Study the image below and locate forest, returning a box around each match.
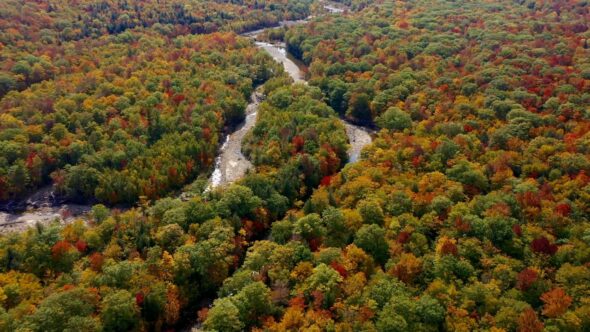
[1,0,590,331]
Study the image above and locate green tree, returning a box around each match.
[376,107,412,131]
[218,269,256,297]
[7,161,29,195]
[216,185,263,219]
[204,297,244,332]
[0,74,16,96]
[354,224,389,265]
[221,96,247,127]
[321,207,350,247]
[376,311,408,332]
[64,165,100,201]
[326,79,348,114]
[100,290,140,332]
[28,288,98,332]
[141,282,167,323]
[185,199,216,225]
[300,263,343,307]
[271,219,293,244]
[358,199,384,225]
[364,272,409,309]
[416,295,445,326]
[293,213,326,242]
[346,92,372,123]
[155,224,186,252]
[232,281,275,327]
[446,160,489,192]
[90,204,110,224]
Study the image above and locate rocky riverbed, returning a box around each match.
[344,122,373,162]
[0,186,91,234]
[208,91,263,189]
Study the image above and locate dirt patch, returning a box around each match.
[342,121,373,162]
[208,92,263,189]
[0,204,91,235]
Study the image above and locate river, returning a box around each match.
[208,5,372,189]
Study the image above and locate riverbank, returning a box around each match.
[207,90,263,190]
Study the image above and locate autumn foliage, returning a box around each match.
[0,0,590,331]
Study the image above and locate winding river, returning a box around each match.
[0,2,372,233]
[208,6,372,189]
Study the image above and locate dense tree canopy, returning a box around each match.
[243,82,349,201]
[1,0,590,331]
